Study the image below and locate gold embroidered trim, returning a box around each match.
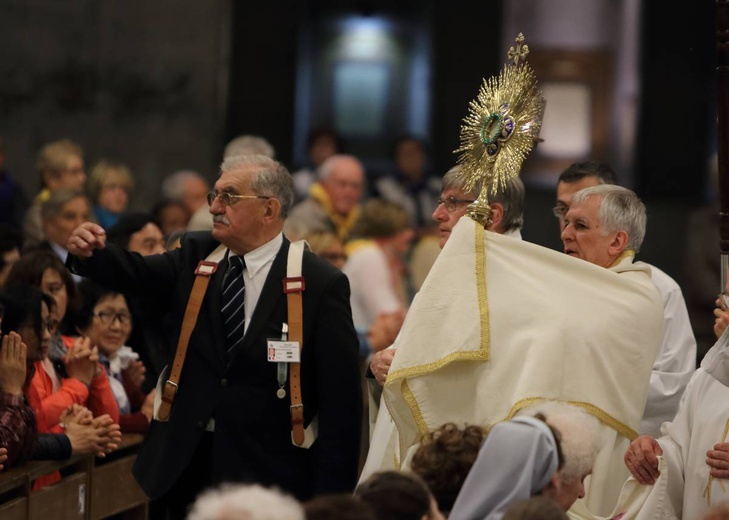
[384,224,492,437]
[402,380,429,435]
[385,224,491,385]
[503,398,638,440]
[385,349,490,383]
[608,249,636,269]
[476,224,490,361]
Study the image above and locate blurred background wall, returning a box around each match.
[0,0,718,352]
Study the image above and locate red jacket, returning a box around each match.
[30,360,120,429]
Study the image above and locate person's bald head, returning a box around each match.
[318,154,365,216]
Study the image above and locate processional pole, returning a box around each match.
[717,1,729,303]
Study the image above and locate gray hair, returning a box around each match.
[522,401,605,485]
[41,189,89,219]
[317,154,364,182]
[220,154,295,218]
[571,184,646,253]
[161,170,207,200]
[187,483,304,520]
[224,134,276,159]
[442,165,525,232]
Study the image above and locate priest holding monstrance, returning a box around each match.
[360,33,663,518]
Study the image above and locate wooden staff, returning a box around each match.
[717,1,729,297]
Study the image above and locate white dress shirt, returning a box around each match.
[233,232,283,336]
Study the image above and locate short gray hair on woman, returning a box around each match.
[220,154,295,218]
[441,165,525,232]
[187,483,304,520]
[522,401,605,485]
[571,184,646,253]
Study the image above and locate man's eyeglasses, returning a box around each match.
[436,196,476,213]
[207,190,270,207]
[94,311,132,326]
[552,205,569,220]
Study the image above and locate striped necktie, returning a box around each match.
[221,255,246,353]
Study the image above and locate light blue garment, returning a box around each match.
[99,348,136,414]
[448,416,560,520]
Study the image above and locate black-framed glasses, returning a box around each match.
[207,190,270,207]
[436,196,476,213]
[94,311,132,326]
[552,205,569,220]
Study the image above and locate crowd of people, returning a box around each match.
[0,128,727,520]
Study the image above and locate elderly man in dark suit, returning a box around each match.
[66,155,362,518]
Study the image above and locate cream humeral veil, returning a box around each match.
[378,216,663,516]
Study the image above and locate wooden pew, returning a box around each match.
[89,434,148,520]
[0,460,32,520]
[0,434,149,520]
[26,457,90,520]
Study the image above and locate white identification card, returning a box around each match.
[267,340,301,362]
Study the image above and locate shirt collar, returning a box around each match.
[49,242,69,263]
[234,232,283,278]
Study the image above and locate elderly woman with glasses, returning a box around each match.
[4,250,119,429]
[70,279,154,433]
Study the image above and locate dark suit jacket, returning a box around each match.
[68,231,362,501]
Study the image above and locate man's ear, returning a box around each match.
[262,197,281,222]
[607,230,629,256]
[488,202,504,233]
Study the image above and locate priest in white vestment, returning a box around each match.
[554,162,697,439]
[364,167,525,434]
[609,327,729,519]
[362,186,664,519]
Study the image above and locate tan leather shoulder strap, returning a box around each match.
[284,240,307,445]
[156,244,227,421]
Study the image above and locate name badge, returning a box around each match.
[267,340,301,362]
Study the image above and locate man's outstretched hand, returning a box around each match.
[67,222,107,258]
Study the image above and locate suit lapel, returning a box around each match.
[227,239,290,367]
